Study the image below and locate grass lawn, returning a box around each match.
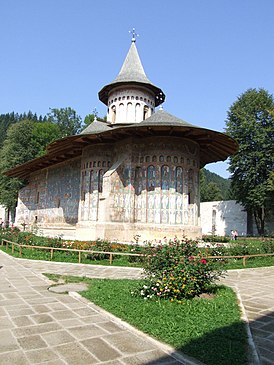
[45,274,248,365]
[0,245,143,267]
[1,244,274,270]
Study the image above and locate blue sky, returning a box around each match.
[0,0,273,178]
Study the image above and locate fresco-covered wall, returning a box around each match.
[76,136,201,241]
[16,158,81,227]
[15,136,202,241]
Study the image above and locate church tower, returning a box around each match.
[99,32,165,124]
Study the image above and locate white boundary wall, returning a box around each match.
[200,200,247,237]
[0,205,6,224]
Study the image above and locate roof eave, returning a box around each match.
[4,124,238,180]
[98,81,165,106]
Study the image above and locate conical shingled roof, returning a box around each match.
[112,41,152,84]
[98,41,165,106]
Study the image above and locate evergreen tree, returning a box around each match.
[200,168,232,202]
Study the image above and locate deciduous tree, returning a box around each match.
[48,107,82,136]
[226,88,274,235]
[0,120,61,214]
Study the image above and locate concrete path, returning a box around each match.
[221,267,274,365]
[0,251,203,365]
[1,251,274,364]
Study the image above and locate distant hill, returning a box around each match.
[200,168,234,202]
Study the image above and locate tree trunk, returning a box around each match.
[254,207,265,236]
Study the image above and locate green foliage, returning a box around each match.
[48,107,82,136]
[202,235,230,243]
[81,113,108,132]
[81,114,95,131]
[0,111,47,148]
[134,238,224,301]
[200,168,233,202]
[0,120,35,211]
[31,122,61,156]
[0,120,60,211]
[226,88,274,235]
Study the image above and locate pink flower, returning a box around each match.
[200,259,207,265]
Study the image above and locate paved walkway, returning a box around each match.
[1,251,274,364]
[0,251,203,365]
[221,267,274,365]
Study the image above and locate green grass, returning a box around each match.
[2,244,274,270]
[0,245,143,267]
[213,256,274,270]
[44,273,248,365]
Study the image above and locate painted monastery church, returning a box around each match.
[6,37,237,241]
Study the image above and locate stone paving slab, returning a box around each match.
[2,250,274,364]
[221,267,274,365]
[0,251,202,365]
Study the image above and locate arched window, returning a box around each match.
[147,165,156,191]
[143,105,149,120]
[118,103,124,121]
[89,170,94,194]
[81,171,85,201]
[135,167,143,195]
[175,167,183,194]
[111,105,116,123]
[127,102,133,121]
[161,165,170,190]
[135,103,141,121]
[98,170,104,193]
[188,169,194,204]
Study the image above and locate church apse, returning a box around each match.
[16,158,81,227]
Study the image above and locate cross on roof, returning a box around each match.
[129,28,139,43]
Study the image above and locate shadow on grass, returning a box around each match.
[142,311,274,365]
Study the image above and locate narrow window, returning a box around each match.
[143,105,149,120]
[111,105,116,123]
[135,167,143,195]
[175,167,183,194]
[89,170,94,194]
[161,166,170,191]
[81,171,85,201]
[147,165,156,191]
[98,169,104,193]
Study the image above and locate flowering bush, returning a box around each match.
[134,237,224,301]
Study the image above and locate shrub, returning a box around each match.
[202,235,230,243]
[261,239,274,253]
[133,238,224,301]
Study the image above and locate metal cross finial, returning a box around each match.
[92,108,98,121]
[129,28,139,43]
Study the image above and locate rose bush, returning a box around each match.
[134,237,224,301]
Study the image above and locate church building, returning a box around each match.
[6,35,237,241]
